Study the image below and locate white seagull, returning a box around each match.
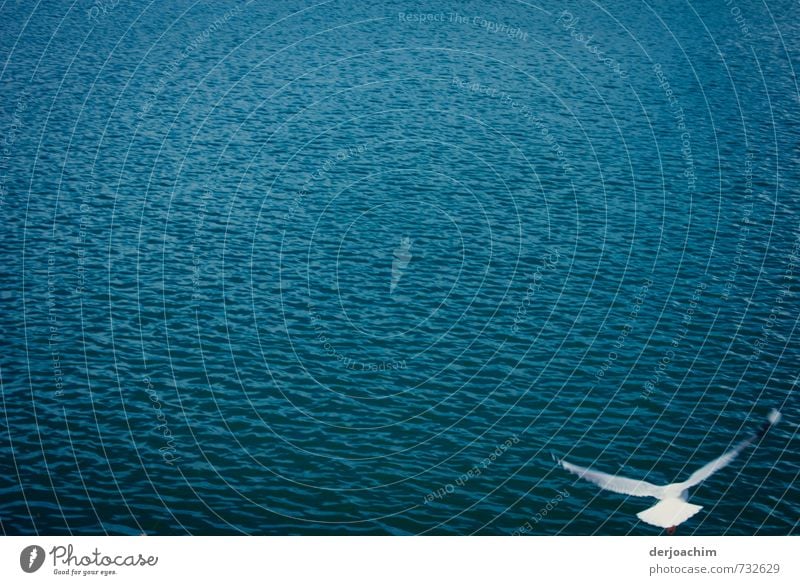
[556,409,781,532]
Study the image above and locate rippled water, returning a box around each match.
[1,1,798,535]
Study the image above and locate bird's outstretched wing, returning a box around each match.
[558,459,665,498]
[680,445,745,488]
[681,409,781,488]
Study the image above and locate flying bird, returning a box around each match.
[556,409,781,532]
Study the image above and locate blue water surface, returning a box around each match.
[0,0,798,535]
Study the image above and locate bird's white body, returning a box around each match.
[558,409,781,529]
[636,498,702,529]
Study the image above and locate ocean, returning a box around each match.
[0,0,798,535]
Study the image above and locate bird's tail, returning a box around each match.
[636,499,703,529]
[755,409,782,439]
